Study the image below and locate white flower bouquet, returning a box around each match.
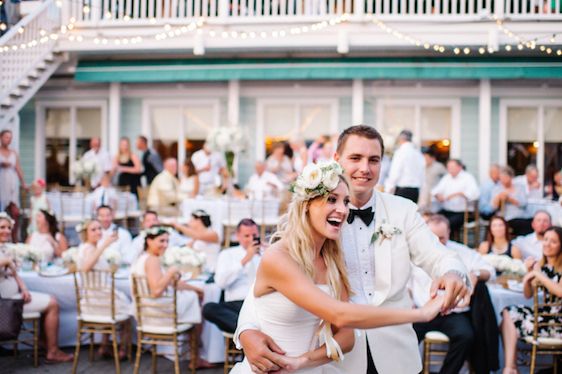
[483,254,527,276]
[72,158,99,181]
[6,243,43,270]
[62,247,80,271]
[206,126,248,153]
[290,161,344,200]
[103,247,122,270]
[162,245,206,276]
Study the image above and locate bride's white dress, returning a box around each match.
[231,285,344,374]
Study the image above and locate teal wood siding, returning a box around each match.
[491,98,500,164]
[120,98,142,141]
[238,97,256,187]
[338,97,351,131]
[19,101,36,183]
[461,98,479,178]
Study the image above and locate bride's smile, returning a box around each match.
[308,181,350,242]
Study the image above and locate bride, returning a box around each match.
[232,161,444,373]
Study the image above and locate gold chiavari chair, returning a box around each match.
[8,312,41,367]
[72,269,132,374]
[114,186,130,229]
[461,197,480,247]
[422,331,450,374]
[131,275,198,374]
[223,332,243,374]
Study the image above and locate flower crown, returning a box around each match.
[290,161,344,200]
[0,212,15,226]
[142,226,173,237]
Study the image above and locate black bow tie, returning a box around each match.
[347,207,374,226]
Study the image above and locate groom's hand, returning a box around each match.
[429,272,469,313]
[239,329,286,373]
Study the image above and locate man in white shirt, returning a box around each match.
[419,147,447,211]
[512,210,552,261]
[246,161,284,200]
[432,159,480,238]
[89,173,118,211]
[384,129,425,203]
[514,164,543,201]
[147,158,181,217]
[81,137,112,188]
[202,219,261,333]
[96,205,132,262]
[479,164,501,220]
[410,214,495,374]
[191,143,227,196]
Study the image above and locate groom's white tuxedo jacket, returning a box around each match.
[340,191,466,374]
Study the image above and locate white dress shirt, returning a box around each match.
[409,240,495,313]
[491,183,527,221]
[82,148,112,187]
[89,186,118,210]
[191,150,226,195]
[431,170,480,212]
[385,142,426,192]
[101,224,132,262]
[246,171,284,200]
[514,175,543,200]
[214,245,260,302]
[512,232,543,260]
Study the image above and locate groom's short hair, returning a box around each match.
[336,125,385,156]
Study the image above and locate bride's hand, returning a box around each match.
[271,355,309,373]
[420,295,445,322]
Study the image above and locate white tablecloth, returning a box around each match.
[488,282,533,323]
[19,271,225,363]
[526,199,562,226]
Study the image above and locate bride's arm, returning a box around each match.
[257,247,442,330]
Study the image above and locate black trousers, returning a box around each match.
[202,300,244,334]
[366,337,378,374]
[395,187,420,204]
[413,312,474,374]
[508,218,533,237]
[439,210,465,237]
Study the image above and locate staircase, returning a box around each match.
[0,0,63,128]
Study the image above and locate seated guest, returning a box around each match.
[478,216,522,259]
[26,209,68,262]
[0,213,73,363]
[28,178,50,234]
[76,218,130,359]
[202,219,261,334]
[147,158,182,216]
[191,143,227,197]
[410,214,495,374]
[246,161,283,200]
[514,164,543,200]
[173,210,220,273]
[90,173,118,211]
[513,210,552,265]
[479,164,501,220]
[431,159,480,237]
[500,226,562,374]
[491,166,531,236]
[545,170,562,201]
[179,158,199,199]
[125,211,187,265]
[131,227,201,323]
[96,205,132,260]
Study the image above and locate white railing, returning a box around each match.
[0,0,61,100]
[68,0,561,24]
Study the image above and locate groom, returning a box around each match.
[236,125,469,373]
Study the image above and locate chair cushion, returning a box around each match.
[79,314,130,324]
[23,312,41,320]
[138,323,193,335]
[425,331,450,342]
[523,336,562,346]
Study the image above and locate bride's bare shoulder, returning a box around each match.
[260,240,295,269]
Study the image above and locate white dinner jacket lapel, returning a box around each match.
[371,191,392,306]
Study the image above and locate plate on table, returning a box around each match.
[507,280,524,293]
[39,265,69,277]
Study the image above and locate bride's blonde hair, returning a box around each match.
[271,175,351,300]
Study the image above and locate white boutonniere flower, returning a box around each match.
[371,220,402,245]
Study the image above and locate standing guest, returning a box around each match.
[136,135,163,185]
[246,161,284,200]
[81,137,112,188]
[0,129,27,210]
[514,164,543,200]
[491,166,530,236]
[545,170,562,201]
[288,138,308,174]
[26,210,68,262]
[500,226,562,374]
[512,210,552,261]
[112,137,142,198]
[432,159,480,238]
[192,143,227,197]
[479,164,501,220]
[179,158,199,199]
[96,205,132,261]
[384,129,425,203]
[28,178,50,234]
[307,135,330,165]
[477,216,522,259]
[419,147,447,210]
[90,173,118,211]
[266,142,295,184]
[147,158,182,216]
[0,213,73,363]
[203,219,261,333]
[410,214,495,374]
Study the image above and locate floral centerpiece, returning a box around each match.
[162,245,206,278]
[483,254,527,284]
[72,158,99,188]
[102,247,122,271]
[62,247,80,272]
[6,243,43,270]
[205,126,248,177]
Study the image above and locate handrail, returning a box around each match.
[0,0,57,45]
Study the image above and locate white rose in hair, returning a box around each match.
[301,164,323,189]
[322,170,340,190]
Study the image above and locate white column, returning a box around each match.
[109,82,121,157]
[478,79,491,183]
[228,80,240,126]
[537,105,545,184]
[35,105,45,180]
[69,108,77,184]
[352,79,364,125]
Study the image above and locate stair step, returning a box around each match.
[9,89,23,98]
[27,70,40,79]
[36,61,47,70]
[18,79,31,88]
[1,98,13,108]
[44,53,54,62]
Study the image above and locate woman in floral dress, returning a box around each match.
[500,226,562,374]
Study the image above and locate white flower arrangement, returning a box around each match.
[6,243,43,264]
[72,158,99,181]
[371,220,402,245]
[206,126,248,153]
[290,161,344,200]
[483,254,527,276]
[103,247,122,267]
[62,247,80,268]
[162,245,206,273]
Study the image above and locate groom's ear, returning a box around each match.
[333,152,340,162]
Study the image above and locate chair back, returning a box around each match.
[532,284,562,341]
[73,269,117,320]
[131,275,179,329]
[136,187,149,212]
[251,198,280,226]
[224,198,253,226]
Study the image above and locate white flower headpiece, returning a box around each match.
[0,212,15,226]
[290,161,344,200]
[142,226,173,237]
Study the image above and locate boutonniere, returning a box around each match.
[371,220,402,245]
